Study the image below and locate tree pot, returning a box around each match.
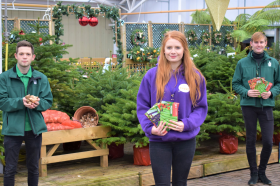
[273,133,280,146]
[219,134,238,154]
[133,145,151,166]
[108,143,124,159]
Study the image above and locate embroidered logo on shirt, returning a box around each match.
[178,84,189,93]
[34,80,37,84]
[268,61,271,67]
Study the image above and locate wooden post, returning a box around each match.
[180,22,184,34]
[39,145,47,177]
[148,21,153,47]
[233,25,237,49]
[122,23,127,68]
[209,24,212,46]
[100,139,108,167]
[14,17,20,30]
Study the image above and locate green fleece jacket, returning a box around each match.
[232,51,280,107]
[0,65,53,136]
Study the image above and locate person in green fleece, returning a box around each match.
[0,40,53,186]
[232,32,280,185]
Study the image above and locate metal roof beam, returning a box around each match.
[122,0,147,20]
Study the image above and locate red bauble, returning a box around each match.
[19,30,25,35]
[79,16,89,26]
[88,17,98,27]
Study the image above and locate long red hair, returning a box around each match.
[156,31,205,106]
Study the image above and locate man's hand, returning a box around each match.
[261,91,271,100]
[247,90,260,97]
[23,97,40,109]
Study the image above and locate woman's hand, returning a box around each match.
[168,120,184,132]
[151,121,168,136]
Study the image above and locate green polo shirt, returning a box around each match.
[16,65,32,131]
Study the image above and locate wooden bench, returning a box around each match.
[39,126,111,177]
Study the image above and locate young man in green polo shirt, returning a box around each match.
[0,40,53,186]
[232,32,280,185]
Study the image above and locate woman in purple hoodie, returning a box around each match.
[137,31,207,186]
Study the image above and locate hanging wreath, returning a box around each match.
[225,31,234,44]
[131,29,147,46]
[201,31,210,44]
[128,46,146,63]
[186,30,198,44]
[145,47,160,62]
[212,31,223,45]
[161,28,170,40]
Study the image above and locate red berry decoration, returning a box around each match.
[19,30,25,35]
[88,17,98,27]
[79,16,89,26]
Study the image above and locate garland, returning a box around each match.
[225,31,233,44]
[212,31,223,45]
[131,29,147,46]
[128,46,160,63]
[145,47,160,62]
[186,30,198,44]
[52,2,123,64]
[201,31,210,44]
[128,46,146,63]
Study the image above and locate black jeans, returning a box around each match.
[242,106,274,174]
[4,131,42,186]
[149,138,196,186]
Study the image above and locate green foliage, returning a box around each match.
[191,10,212,24]
[77,67,148,147]
[273,95,280,134]
[204,93,245,138]
[2,23,82,116]
[52,2,123,63]
[232,1,280,42]
[267,41,280,61]
[191,45,247,93]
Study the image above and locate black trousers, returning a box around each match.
[242,106,274,174]
[4,131,42,186]
[149,138,196,186]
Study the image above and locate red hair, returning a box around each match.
[156,31,205,106]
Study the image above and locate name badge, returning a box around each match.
[34,80,37,84]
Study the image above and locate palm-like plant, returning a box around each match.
[190,10,231,25]
[232,0,280,42]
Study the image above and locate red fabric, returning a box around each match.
[46,123,74,131]
[61,120,82,129]
[63,141,82,151]
[133,145,151,166]
[273,133,280,146]
[42,110,70,124]
[108,143,124,159]
[219,134,238,154]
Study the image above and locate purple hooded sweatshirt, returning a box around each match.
[137,65,207,142]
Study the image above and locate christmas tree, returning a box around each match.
[2,20,82,116]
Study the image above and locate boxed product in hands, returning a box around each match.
[248,77,272,96]
[145,101,179,130]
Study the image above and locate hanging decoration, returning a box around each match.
[186,30,198,44]
[128,46,146,63]
[52,2,123,64]
[19,30,25,35]
[212,31,223,45]
[201,31,210,44]
[89,17,98,27]
[224,31,233,44]
[79,16,89,26]
[131,29,147,46]
[145,47,160,62]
